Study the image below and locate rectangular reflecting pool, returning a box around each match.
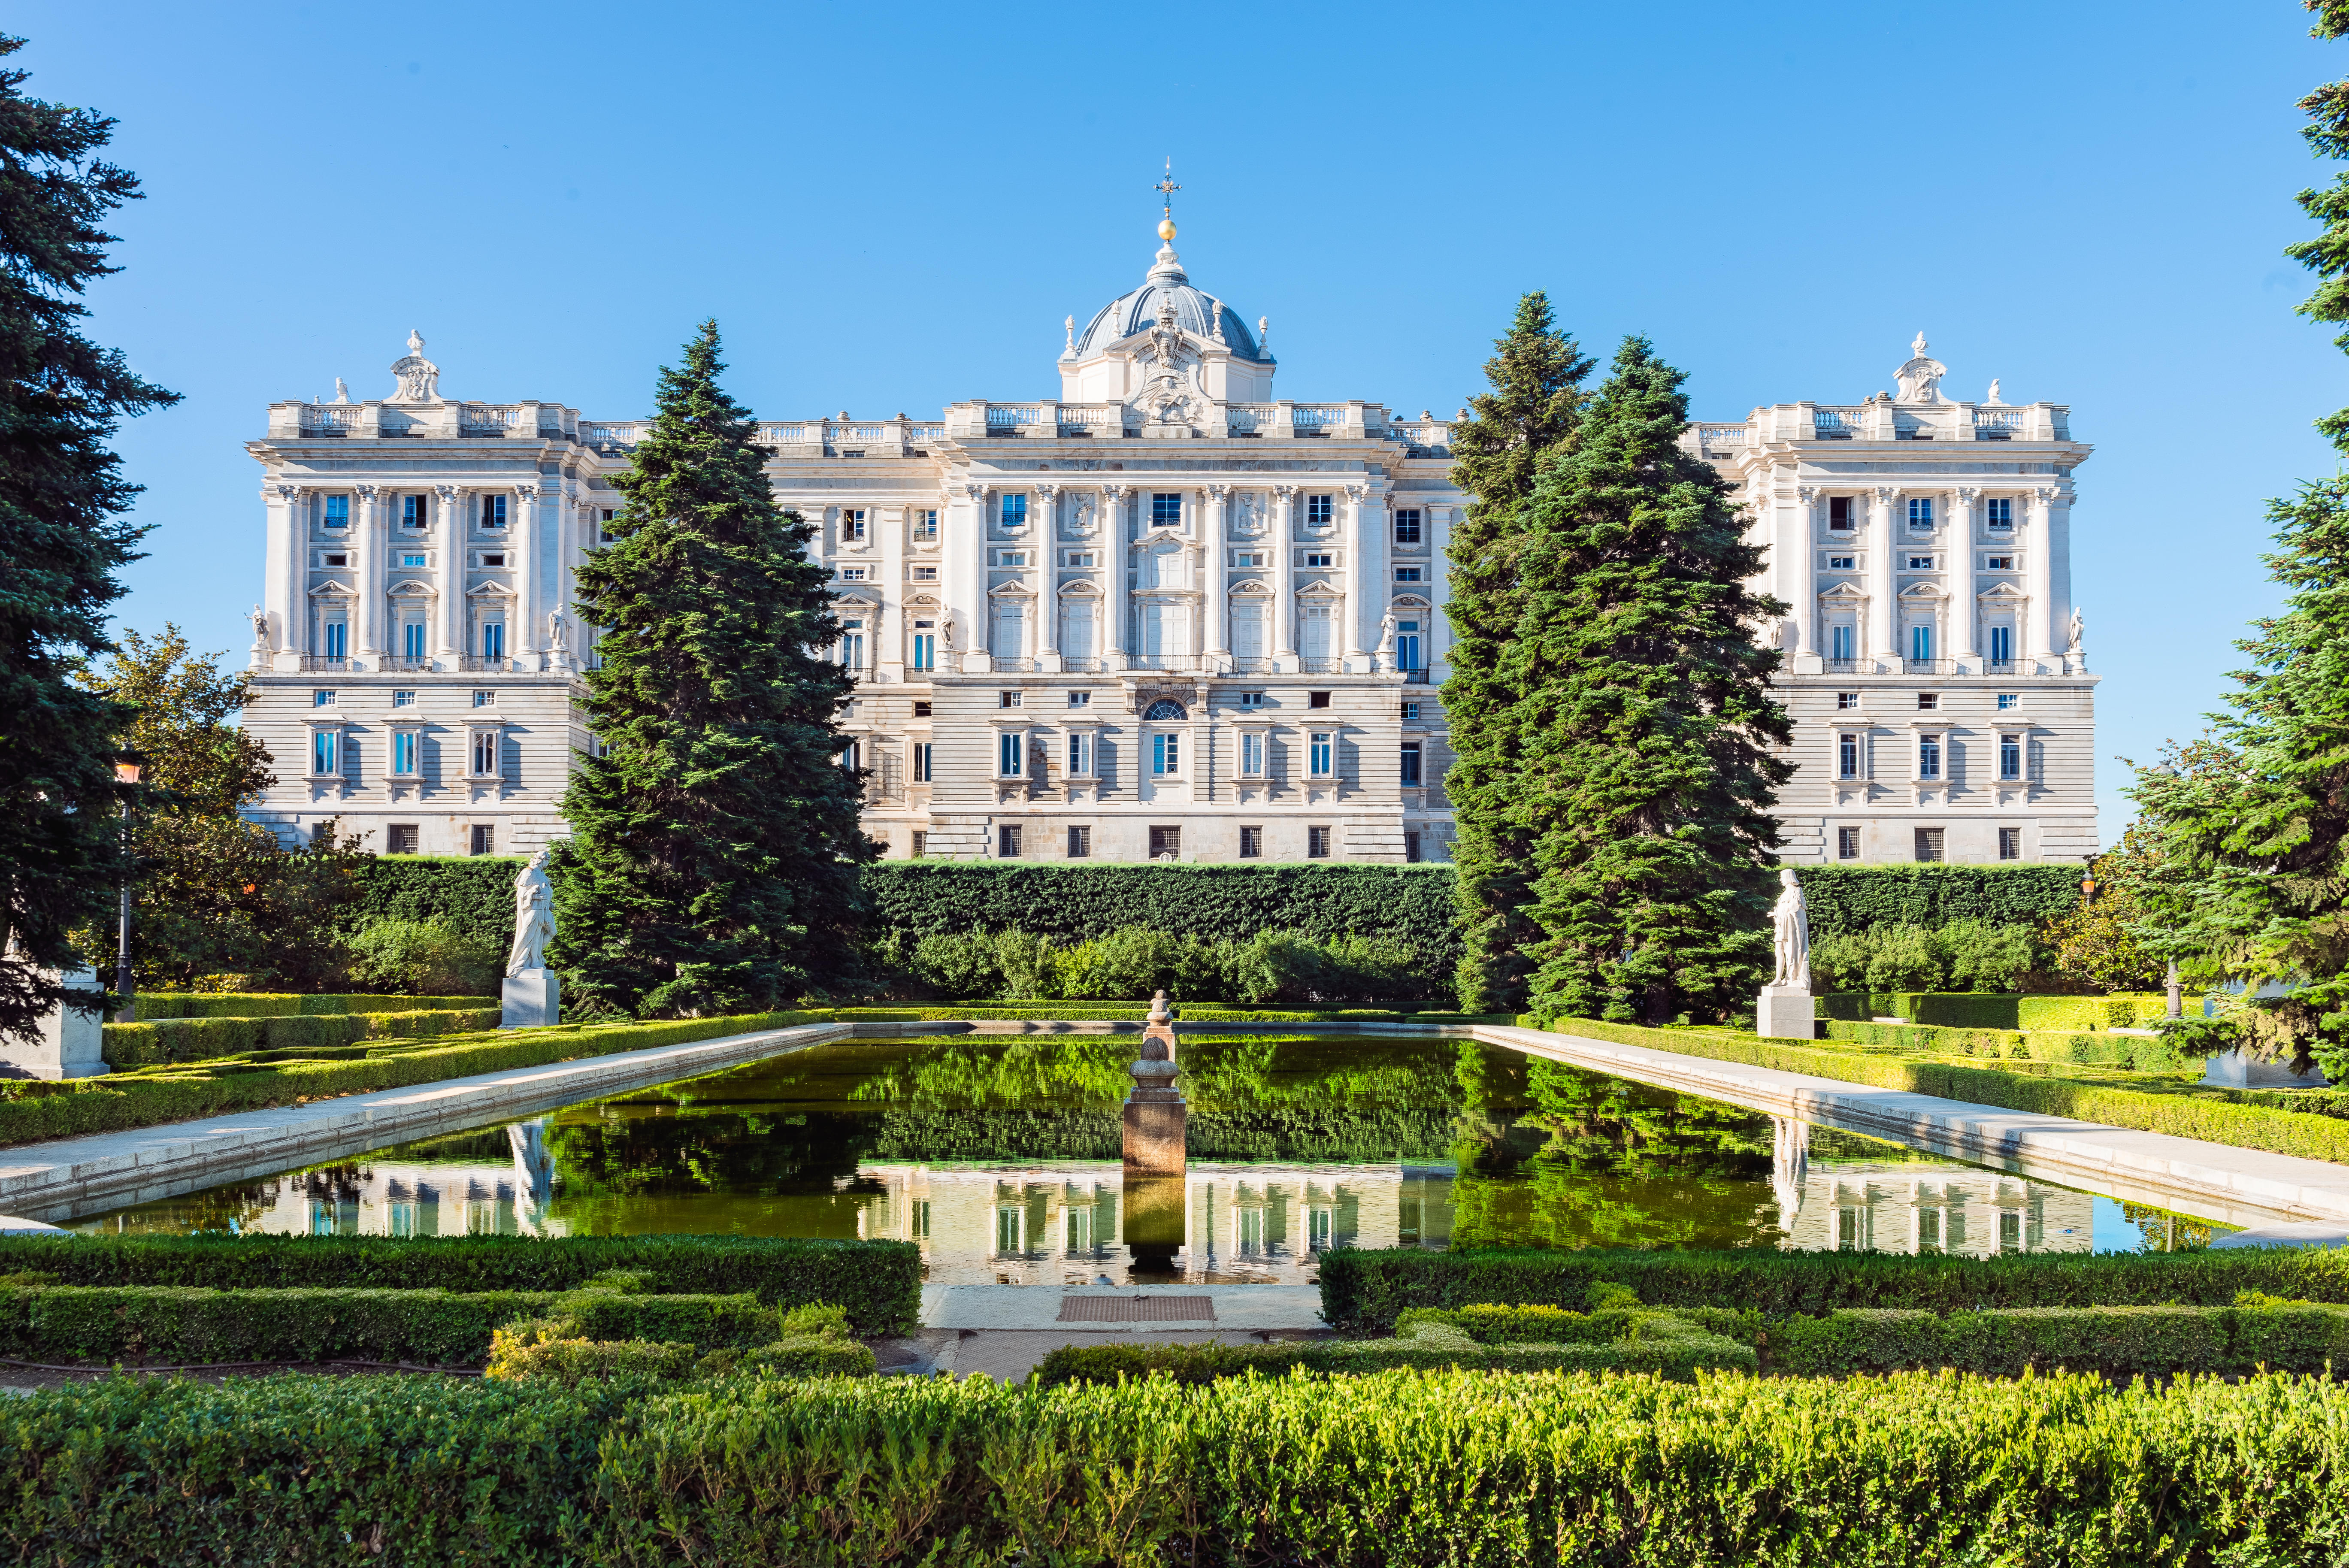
[72,1036,2235,1281]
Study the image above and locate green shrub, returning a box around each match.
[484,1328,700,1385]
[1759,1302,2349,1378]
[131,992,491,1019]
[778,1300,852,1337]
[695,1334,878,1380]
[1317,1243,2349,1332]
[1809,922,2042,994]
[1546,1015,2349,1165]
[341,917,504,996]
[1793,863,2084,933]
[0,1234,920,1334]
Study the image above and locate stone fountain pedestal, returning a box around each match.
[502,969,560,1029]
[1123,990,1186,1274]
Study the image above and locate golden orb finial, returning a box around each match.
[1158,215,1177,242]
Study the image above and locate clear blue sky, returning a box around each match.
[14,2,2344,842]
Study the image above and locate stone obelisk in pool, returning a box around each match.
[1122,990,1186,1274]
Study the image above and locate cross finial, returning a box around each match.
[1155,156,1181,217]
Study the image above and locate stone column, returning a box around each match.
[2027,485,2060,666]
[1948,487,1979,666]
[1205,484,1230,664]
[1868,486,1900,666]
[1781,487,1812,649]
[1272,485,1297,668]
[1102,485,1129,669]
[514,484,542,667]
[944,483,987,672]
[354,485,385,664]
[1342,486,1369,665]
[267,484,305,667]
[879,504,908,681]
[437,486,467,665]
[1428,503,1454,682]
[1035,485,1060,671]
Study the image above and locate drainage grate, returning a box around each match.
[1056,1294,1217,1323]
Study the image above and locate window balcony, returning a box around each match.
[1903,658,1958,675]
[1126,654,1193,671]
[384,656,433,672]
[460,656,512,673]
[299,656,351,672]
[991,656,1035,673]
[1822,659,1868,675]
[1298,658,1342,674]
[1982,660,2032,676]
[1399,666,1432,685]
[1227,657,1274,674]
[1059,656,1102,673]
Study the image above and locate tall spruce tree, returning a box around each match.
[0,36,178,1043]
[1508,338,1791,1026]
[553,322,873,1017]
[1441,292,1593,1014]
[2126,1,2349,1074]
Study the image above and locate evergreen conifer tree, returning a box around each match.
[0,36,178,1042]
[1507,338,1792,1026]
[1441,292,1592,1013]
[553,322,873,1017]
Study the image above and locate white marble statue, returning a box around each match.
[1377,608,1398,655]
[250,604,272,651]
[1984,378,2004,406]
[1771,867,1810,990]
[2067,606,2085,654]
[332,377,350,403]
[506,847,555,977]
[547,609,570,654]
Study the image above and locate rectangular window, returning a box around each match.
[1066,732,1090,775]
[473,689,496,707]
[386,823,419,854]
[910,565,939,582]
[1152,493,1183,528]
[1394,509,1422,545]
[1305,494,1333,527]
[324,495,349,529]
[1308,690,1331,709]
[1917,692,1939,710]
[1064,552,1095,568]
[1907,555,1934,570]
[996,552,1027,567]
[839,739,862,774]
[911,622,935,671]
[1828,496,1853,529]
[837,619,866,667]
[2000,732,2023,780]
[1067,691,1091,708]
[470,824,496,856]
[400,553,427,569]
[842,509,867,541]
[323,621,349,660]
[913,700,932,717]
[402,495,425,528]
[1986,497,2013,529]
[1399,741,1422,785]
[1310,731,1334,777]
[998,824,1023,857]
[1827,554,1855,570]
[314,689,337,708]
[400,622,425,660]
[998,732,1023,777]
[481,495,507,528]
[1401,701,1421,720]
[392,690,415,707]
[1303,551,1335,567]
[1835,691,1859,710]
[1915,826,1945,863]
[1149,825,1181,859]
[312,729,339,775]
[1241,731,1265,775]
[1838,733,1860,778]
[322,552,349,567]
[1000,494,1028,530]
[600,509,616,543]
[1405,829,1423,863]
[472,730,499,777]
[1838,826,1862,860]
[999,690,1021,708]
[1997,692,2019,711]
[1993,826,2021,861]
[910,829,927,858]
[1151,733,1180,775]
[1907,497,1934,529]
[913,742,932,782]
[1830,625,1855,663]
[1394,566,1422,583]
[1239,825,1263,859]
[838,567,866,581]
[1919,733,1942,780]
[1067,825,1092,858]
[1987,554,2016,571]
[1238,691,1266,708]
[913,509,939,542]
[480,621,506,661]
[1307,825,1332,858]
[480,553,506,567]
[391,731,418,775]
[1988,625,2015,665]
[1910,624,1934,663]
[1395,619,1421,672]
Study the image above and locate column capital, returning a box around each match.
[515,482,538,500]
[1273,484,1297,499]
[436,483,467,501]
[1796,485,1820,503]
[354,483,380,501]
[1035,481,1060,498]
[1207,483,1231,501]
[1872,485,1902,505]
[275,483,306,503]
[1102,483,1129,500]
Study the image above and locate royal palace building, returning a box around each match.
[237,218,2095,864]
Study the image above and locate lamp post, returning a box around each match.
[112,761,139,1022]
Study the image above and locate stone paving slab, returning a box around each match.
[0,1023,852,1223]
[1482,1025,2349,1229]
[923,1284,1326,1331]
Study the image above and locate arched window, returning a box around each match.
[1142,698,1187,721]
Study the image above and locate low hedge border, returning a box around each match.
[1317,1245,2349,1331]
[0,1011,827,1148]
[1033,1308,1754,1385]
[1747,1301,2349,1378]
[826,1005,1502,1025]
[1820,1018,2192,1071]
[101,1006,504,1068]
[1546,1014,2349,1165]
[0,1234,920,1333]
[1814,992,2178,1031]
[132,993,488,1020]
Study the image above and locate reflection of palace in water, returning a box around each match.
[86,1114,2098,1272]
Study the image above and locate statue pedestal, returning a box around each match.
[502,969,560,1029]
[1123,1099,1187,1176]
[1756,985,1816,1041]
[0,969,109,1079]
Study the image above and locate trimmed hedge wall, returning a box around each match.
[102,1006,502,1067]
[1792,863,2083,934]
[1317,1244,2349,1332]
[343,854,534,947]
[1546,1015,2349,1164]
[1819,1017,2191,1071]
[1751,1302,2349,1379]
[1816,991,2177,1030]
[12,1368,2340,1564]
[0,1234,920,1332]
[133,992,491,1018]
[0,1011,824,1148]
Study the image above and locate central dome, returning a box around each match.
[1070,242,1267,362]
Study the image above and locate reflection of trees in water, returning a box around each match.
[2120,1201,2221,1252]
[544,1107,871,1199]
[1449,1051,1785,1253]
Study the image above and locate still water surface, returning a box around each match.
[75,1036,2231,1283]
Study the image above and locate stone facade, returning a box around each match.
[1687,335,2099,863]
[236,246,2092,865]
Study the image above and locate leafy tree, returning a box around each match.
[2041,822,2168,993]
[1507,338,1792,1026]
[554,322,873,1017]
[1441,292,1594,1014]
[0,35,178,1041]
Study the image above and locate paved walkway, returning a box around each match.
[1487,1025,2349,1230]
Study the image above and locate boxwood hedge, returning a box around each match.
[101,1006,502,1067]
[132,992,490,1019]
